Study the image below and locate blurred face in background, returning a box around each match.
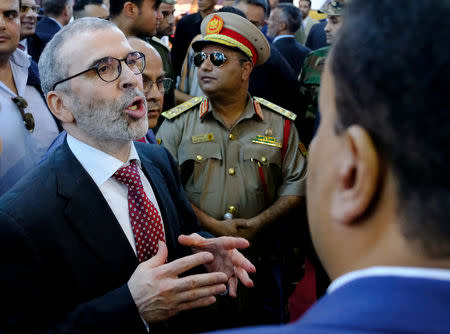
[298,0,311,20]
[157,3,174,36]
[324,14,343,44]
[20,0,38,40]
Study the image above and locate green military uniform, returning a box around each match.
[157,96,306,220]
[146,36,176,113]
[298,45,329,146]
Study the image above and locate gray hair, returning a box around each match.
[38,17,118,95]
[276,3,302,33]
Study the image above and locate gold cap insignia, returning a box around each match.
[206,15,224,35]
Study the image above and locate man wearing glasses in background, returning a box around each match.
[0,17,257,333]
[157,12,306,329]
[0,0,59,196]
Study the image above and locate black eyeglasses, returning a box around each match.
[20,5,40,14]
[52,51,146,90]
[11,96,35,132]
[193,52,228,68]
[143,77,173,93]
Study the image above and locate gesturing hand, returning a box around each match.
[178,233,256,298]
[128,241,228,323]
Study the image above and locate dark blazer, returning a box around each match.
[35,16,61,40]
[27,31,53,63]
[273,37,311,77]
[214,275,450,333]
[171,12,202,76]
[0,141,206,333]
[305,20,327,51]
[249,45,303,116]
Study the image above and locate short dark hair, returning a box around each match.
[109,0,143,17]
[330,0,450,257]
[42,0,71,16]
[276,3,302,33]
[299,0,311,6]
[234,0,268,16]
[217,5,246,18]
[73,0,103,11]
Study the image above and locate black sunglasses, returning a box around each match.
[52,51,146,90]
[193,52,228,68]
[11,96,35,132]
[20,4,40,13]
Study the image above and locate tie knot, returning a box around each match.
[113,160,143,190]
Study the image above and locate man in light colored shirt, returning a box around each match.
[212,0,450,333]
[0,0,59,195]
[294,0,318,44]
[0,17,256,333]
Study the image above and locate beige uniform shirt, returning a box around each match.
[157,96,306,220]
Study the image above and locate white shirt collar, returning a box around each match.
[66,134,141,188]
[328,266,450,294]
[10,47,31,69]
[48,16,63,28]
[272,34,295,43]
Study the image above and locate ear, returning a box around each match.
[46,91,75,124]
[241,61,253,81]
[330,125,380,225]
[123,1,139,18]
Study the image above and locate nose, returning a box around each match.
[0,15,6,29]
[145,82,163,102]
[324,21,331,32]
[118,62,140,90]
[199,56,213,72]
[156,8,163,21]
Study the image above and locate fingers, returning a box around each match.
[175,280,227,301]
[228,275,238,298]
[231,249,256,273]
[144,241,168,268]
[162,251,214,276]
[174,272,228,293]
[177,296,217,313]
[235,266,254,288]
[177,233,203,247]
[180,235,251,252]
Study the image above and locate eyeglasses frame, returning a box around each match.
[52,51,146,91]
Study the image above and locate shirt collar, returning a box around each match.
[200,95,264,122]
[272,35,295,43]
[48,16,63,29]
[66,134,141,188]
[328,266,450,294]
[10,47,31,69]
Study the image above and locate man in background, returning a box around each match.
[73,0,109,19]
[267,3,310,76]
[294,0,318,45]
[215,0,450,332]
[36,0,74,39]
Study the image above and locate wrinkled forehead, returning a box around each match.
[21,0,37,6]
[60,26,133,73]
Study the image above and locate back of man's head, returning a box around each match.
[73,0,109,19]
[330,0,450,257]
[276,3,301,34]
[42,0,70,16]
[109,0,142,18]
[234,0,268,17]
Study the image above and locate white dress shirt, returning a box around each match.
[328,266,450,294]
[67,134,165,255]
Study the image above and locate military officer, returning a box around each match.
[297,0,346,147]
[157,12,307,327]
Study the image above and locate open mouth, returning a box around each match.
[125,97,146,119]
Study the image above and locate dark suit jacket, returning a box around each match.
[249,45,302,116]
[305,20,327,51]
[171,12,202,76]
[273,37,311,77]
[0,141,206,333]
[214,275,450,333]
[35,16,61,40]
[27,31,53,63]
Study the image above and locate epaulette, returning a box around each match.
[253,97,297,121]
[161,96,204,120]
[151,36,171,52]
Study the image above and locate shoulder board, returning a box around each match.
[253,97,297,121]
[161,96,204,120]
[151,36,171,52]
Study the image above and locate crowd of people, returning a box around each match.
[0,0,449,333]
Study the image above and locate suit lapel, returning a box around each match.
[54,141,138,271]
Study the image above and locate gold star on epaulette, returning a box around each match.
[161,96,204,120]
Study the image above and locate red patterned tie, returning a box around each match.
[113,160,165,262]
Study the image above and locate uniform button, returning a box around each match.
[197,155,203,161]
[228,168,235,176]
[228,133,235,140]
[261,156,267,163]
[228,206,236,214]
